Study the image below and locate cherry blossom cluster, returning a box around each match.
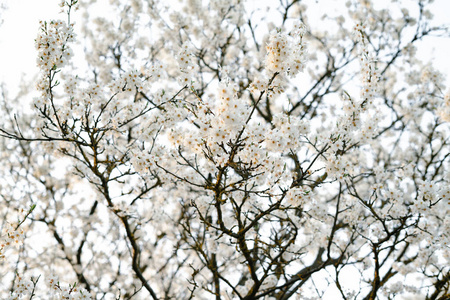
[265,113,309,152]
[249,74,287,99]
[48,274,92,300]
[59,0,79,12]
[146,61,166,81]
[7,275,34,300]
[213,80,247,132]
[265,21,307,77]
[34,18,76,118]
[353,23,379,107]
[414,179,450,213]
[0,223,25,260]
[318,22,383,182]
[176,42,197,88]
[1,223,33,300]
[441,90,450,122]
[35,20,75,74]
[284,186,312,207]
[130,152,157,174]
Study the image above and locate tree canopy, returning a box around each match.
[0,0,449,299]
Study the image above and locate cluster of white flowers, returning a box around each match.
[265,31,289,74]
[265,113,309,152]
[7,275,34,300]
[213,80,247,132]
[439,90,450,122]
[320,22,383,182]
[0,222,37,300]
[147,60,166,81]
[353,23,379,107]
[62,74,79,98]
[108,70,145,94]
[130,151,157,173]
[438,183,450,206]
[414,180,439,212]
[59,0,79,12]
[419,66,446,97]
[265,21,307,77]
[35,20,75,74]
[249,74,287,99]
[284,186,312,207]
[176,42,197,88]
[48,274,92,300]
[34,18,76,116]
[0,223,25,260]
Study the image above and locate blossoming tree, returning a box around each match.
[0,0,449,299]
